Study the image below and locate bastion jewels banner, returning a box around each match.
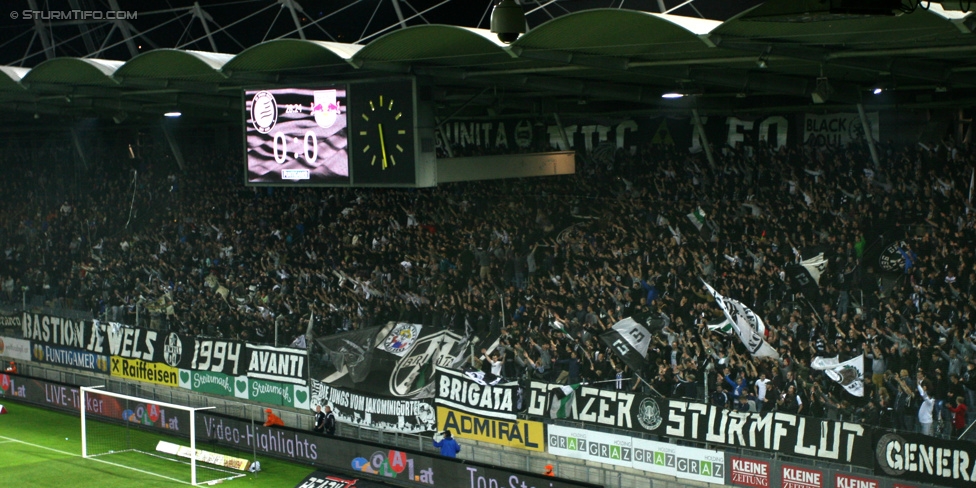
[21,314,306,381]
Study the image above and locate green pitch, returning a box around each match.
[0,402,312,487]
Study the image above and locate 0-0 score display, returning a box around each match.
[245,87,349,185]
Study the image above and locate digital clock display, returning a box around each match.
[244,87,349,185]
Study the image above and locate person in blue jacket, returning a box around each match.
[433,430,461,458]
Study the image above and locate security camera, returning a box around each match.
[490,0,526,44]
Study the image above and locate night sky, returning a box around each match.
[0,0,764,66]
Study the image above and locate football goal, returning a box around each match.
[80,386,246,485]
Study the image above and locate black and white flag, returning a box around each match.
[811,355,864,397]
[599,317,655,373]
[786,250,828,308]
[702,281,779,359]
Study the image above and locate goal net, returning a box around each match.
[80,386,246,486]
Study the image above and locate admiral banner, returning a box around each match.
[547,425,725,484]
[527,381,665,434]
[310,380,436,433]
[111,356,179,387]
[32,344,109,374]
[435,366,518,420]
[246,344,307,385]
[666,400,872,468]
[436,405,545,452]
[0,336,32,361]
[874,432,976,488]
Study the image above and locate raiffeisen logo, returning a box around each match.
[351,450,434,484]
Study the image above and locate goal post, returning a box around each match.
[80,386,242,486]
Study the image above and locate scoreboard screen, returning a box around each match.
[244,87,349,185]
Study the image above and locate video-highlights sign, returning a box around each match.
[198,411,599,488]
[547,424,725,484]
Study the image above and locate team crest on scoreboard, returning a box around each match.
[379,323,423,357]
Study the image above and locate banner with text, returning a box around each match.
[0,374,188,432]
[527,381,666,435]
[547,424,725,484]
[0,310,21,329]
[32,343,109,374]
[111,356,179,387]
[197,412,596,488]
[176,370,309,409]
[310,379,436,433]
[0,336,32,361]
[436,405,545,452]
[665,400,872,468]
[22,314,250,377]
[246,343,307,385]
[435,366,519,420]
[803,112,880,148]
[873,431,976,488]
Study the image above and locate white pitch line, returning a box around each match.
[0,435,192,485]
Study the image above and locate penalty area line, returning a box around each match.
[0,435,191,485]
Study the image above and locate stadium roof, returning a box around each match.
[1,0,974,124]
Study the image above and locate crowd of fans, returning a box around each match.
[2,129,976,439]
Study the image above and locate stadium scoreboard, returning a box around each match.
[244,78,431,187]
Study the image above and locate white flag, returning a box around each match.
[811,355,864,397]
[702,281,779,359]
[800,253,828,286]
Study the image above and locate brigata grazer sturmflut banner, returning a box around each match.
[526,381,666,434]
[665,400,873,468]
[310,379,436,433]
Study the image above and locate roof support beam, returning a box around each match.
[108,0,139,58]
[27,0,55,60]
[280,0,307,40]
[192,2,219,52]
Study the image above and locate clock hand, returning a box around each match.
[378,122,388,170]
